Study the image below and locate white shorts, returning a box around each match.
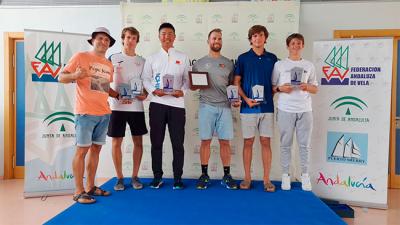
[240,113,274,139]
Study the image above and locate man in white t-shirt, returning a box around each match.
[143,23,190,190]
[272,33,318,191]
[108,27,148,191]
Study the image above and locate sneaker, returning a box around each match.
[301,173,312,191]
[281,174,291,191]
[114,178,125,191]
[221,174,238,190]
[196,174,210,190]
[149,178,163,189]
[131,177,143,190]
[173,178,184,190]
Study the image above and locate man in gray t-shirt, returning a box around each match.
[191,28,240,190]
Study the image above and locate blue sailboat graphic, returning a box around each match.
[230,89,235,99]
[132,82,138,91]
[164,79,170,89]
[254,90,260,98]
[291,71,298,83]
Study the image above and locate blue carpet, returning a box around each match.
[45,178,346,225]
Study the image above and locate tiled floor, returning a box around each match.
[0,178,399,225]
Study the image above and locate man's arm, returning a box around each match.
[58,65,88,83]
[109,87,119,99]
[233,75,259,108]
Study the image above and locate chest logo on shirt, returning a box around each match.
[176,60,181,65]
[219,64,225,68]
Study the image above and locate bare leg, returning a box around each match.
[72,146,89,194]
[111,137,124,179]
[243,137,255,182]
[85,144,102,192]
[219,139,231,167]
[200,139,212,165]
[132,135,143,178]
[260,136,272,183]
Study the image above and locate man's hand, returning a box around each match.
[231,100,242,108]
[244,98,260,108]
[73,65,90,80]
[153,89,166,97]
[135,93,148,101]
[299,83,308,92]
[171,90,184,98]
[279,83,293,93]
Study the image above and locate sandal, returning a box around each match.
[264,182,276,192]
[87,186,111,196]
[240,180,251,190]
[72,192,96,204]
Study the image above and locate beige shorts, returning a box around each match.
[240,113,274,139]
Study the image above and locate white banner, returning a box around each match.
[311,38,393,208]
[24,30,90,197]
[105,1,300,180]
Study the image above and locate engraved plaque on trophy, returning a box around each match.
[290,67,304,86]
[252,85,264,102]
[163,74,174,94]
[130,78,143,96]
[226,85,239,102]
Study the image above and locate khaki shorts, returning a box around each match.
[240,113,274,139]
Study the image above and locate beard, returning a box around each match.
[210,44,221,52]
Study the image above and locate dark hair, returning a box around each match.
[121,27,140,44]
[208,28,222,39]
[158,23,175,33]
[286,33,305,46]
[248,25,269,44]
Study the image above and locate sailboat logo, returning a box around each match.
[31,41,62,82]
[132,83,138,91]
[164,79,171,89]
[327,132,367,165]
[331,134,361,159]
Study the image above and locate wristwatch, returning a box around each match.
[276,86,281,92]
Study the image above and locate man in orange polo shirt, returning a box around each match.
[59,27,118,204]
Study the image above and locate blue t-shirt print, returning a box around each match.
[234,49,278,114]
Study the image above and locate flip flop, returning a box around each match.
[264,182,276,193]
[87,186,111,196]
[240,180,251,190]
[72,192,96,204]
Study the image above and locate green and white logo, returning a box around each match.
[43,111,74,132]
[330,96,367,116]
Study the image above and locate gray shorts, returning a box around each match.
[240,113,274,139]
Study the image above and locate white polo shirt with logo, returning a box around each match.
[143,48,190,109]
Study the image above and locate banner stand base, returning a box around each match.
[24,189,74,199]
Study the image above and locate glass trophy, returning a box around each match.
[130,78,143,96]
[226,85,239,102]
[163,74,174,94]
[290,67,304,86]
[117,83,133,104]
[252,85,264,102]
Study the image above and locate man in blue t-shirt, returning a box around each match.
[234,25,277,192]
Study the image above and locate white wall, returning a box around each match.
[299,1,400,59]
[1,1,400,177]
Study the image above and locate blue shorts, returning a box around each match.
[198,103,233,140]
[75,114,111,147]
